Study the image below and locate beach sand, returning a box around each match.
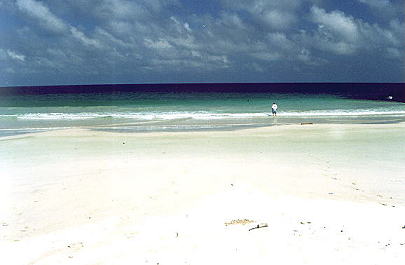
[1,123,405,265]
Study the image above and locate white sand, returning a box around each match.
[1,124,405,265]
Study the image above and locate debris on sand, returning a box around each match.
[225,219,255,226]
[249,223,268,231]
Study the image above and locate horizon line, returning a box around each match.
[1,81,405,89]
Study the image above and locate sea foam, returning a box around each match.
[8,109,405,121]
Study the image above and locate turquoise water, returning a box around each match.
[0,92,404,135]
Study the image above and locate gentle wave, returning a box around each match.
[10,112,265,120]
[1,110,405,121]
[283,110,405,117]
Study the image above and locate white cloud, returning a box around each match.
[184,22,192,32]
[16,0,105,50]
[0,48,26,62]
[357,0,391,8]
[322,40,356,55]
[267,32,295,51]
[218,12,246,30]
[91,0,179,21]
[108,21,133,35]
[356,0,399,19]
[252,51,281,61]
[170,35,198,50]
[4,0,404,83]
[95,0,146,19]
[6,50,26,61]
[302,13,358,55]
[389,19,405,46]
[301,6,404,59]
[262,10,296,30]
[223,0,300,10]
[311,6,358,42]
[70,27,103,48]
[220,0,300,30]
[94,27,134,48]
[385,47,401,59]
[144,38,172,49]
[16,0,67,33]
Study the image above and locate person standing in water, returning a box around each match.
[271,102,278,116]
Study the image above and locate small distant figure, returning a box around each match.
[387,96,393,100]
[271,102,278,116]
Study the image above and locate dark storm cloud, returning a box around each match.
[0,0,404,86]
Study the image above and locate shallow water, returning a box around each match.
[1,92,404,135]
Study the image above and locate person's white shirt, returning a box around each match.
[272,104,278,110]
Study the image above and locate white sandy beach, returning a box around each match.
[1,123,405,265]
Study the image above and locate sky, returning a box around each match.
[0,0,404,86]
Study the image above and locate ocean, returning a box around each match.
[1,86,405,136]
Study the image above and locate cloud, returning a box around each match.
[220,0,300,30]
[310,6,358,42]
[144,38,173,49]
[357,0,391,9]
[251,51,281,62]
[94,0,147,20]
[261,10,296,30]
[356,0,401,19]
[1,0,404,85]
[6,49,26,61]
[15,0,105,50]
[16,0,68,33]
[139,15,230,70]
[389,19,405,45]
[70,26,103,48]
[0,49,25,62]
[300,5,405,60]
[222,0,300,10]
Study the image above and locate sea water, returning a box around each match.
[0,92,404,136]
